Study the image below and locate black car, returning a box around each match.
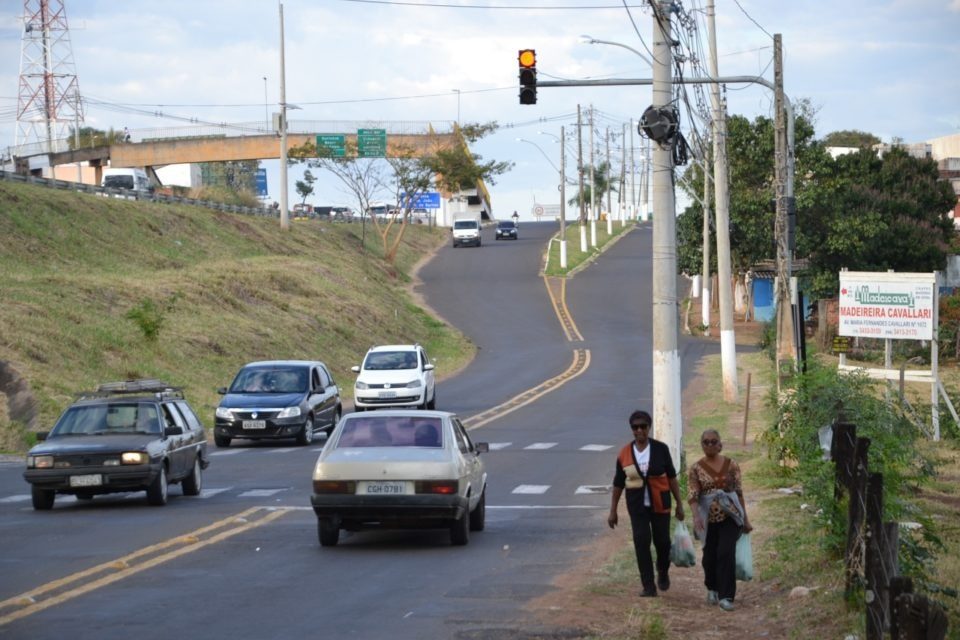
[23,379,209,510]
[214,360,341,448]
[495,220,518,240]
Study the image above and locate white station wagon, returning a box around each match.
[310,410,488,546]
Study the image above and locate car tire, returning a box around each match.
[450,509,470,546]
[427,390,436,411]
[146,465,169,506]
[327,408,341,435]
[214,434,231,448]
[353,406,364,413]
[318,519,340,547]
[31,485,55,511]
[297,415,314,446]
[469,488,486,532]
[181,457,203,496]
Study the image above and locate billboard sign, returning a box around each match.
[838,271,936,340]
[255,168,268,197]
[400,191,441,209]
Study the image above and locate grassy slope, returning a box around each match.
[0,181,473,449]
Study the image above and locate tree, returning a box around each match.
[295,169,316,206]
[821,129,881,148]
[567,161,615,209]
[67,126,124,149]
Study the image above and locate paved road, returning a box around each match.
[0,220,717,639]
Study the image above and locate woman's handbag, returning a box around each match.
[735,532,753,581]
[670,521,697,567]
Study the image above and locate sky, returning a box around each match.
[1,0,958,220]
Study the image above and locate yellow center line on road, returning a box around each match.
[0,506,293,627]
[462,348,590,430]
[543,275,584,343]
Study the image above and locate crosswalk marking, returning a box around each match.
[237,489,288,498]
[209,449,244,456]
[488,442,512,450]
[199,487,232,499]
[512,484,550,494]
[580,444,613,451]
[576,485,611,494]
[524,442,557,450]
[0,495,30,503]
[267,448,297,454]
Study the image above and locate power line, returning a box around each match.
[730,0,773,39]
[337,0,649,8]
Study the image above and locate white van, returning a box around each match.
[101,168,153,194]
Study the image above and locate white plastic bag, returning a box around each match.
[735,532,753,581]
[671,521,697,568]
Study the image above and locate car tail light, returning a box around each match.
[415,480,458,495]
[313,480,355,494]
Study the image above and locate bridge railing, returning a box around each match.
[0,169,277,218]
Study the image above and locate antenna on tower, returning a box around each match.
[16,0,84,154]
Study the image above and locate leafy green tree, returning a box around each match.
[67,126,124,148]
[295,169,316,205]
[821,129,880,148]
[567,161,615,215]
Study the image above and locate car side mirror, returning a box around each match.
[475,442,489,454]
[217,387,227,395]
[424,364,435,372]
[350,365,360,373]
[36,431,49,442]
[164,425,184,437]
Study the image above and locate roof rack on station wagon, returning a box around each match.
[75,379,184,400]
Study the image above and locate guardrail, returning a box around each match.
[0,170,277,218]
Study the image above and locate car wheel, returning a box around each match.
[31,485,55,510]
[469,488,486,531]
[327,408,341,435]
[146,465,169,506]
[214,434,231,448]
[450,508,470,546]
[297,415,314,446]
[318,518,340,547]
[181,457,203,496]
[427,390,436,411]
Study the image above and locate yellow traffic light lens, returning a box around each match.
[518,49,536,68]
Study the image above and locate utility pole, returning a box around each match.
[630,119,637,221]
[577,105,588,253]
[701,150,711,333]
[559,124,568,268]
[651,0,682,468]
[641,137,651,221]
[707,0,738,401]
[278,2,290,231]
[620,122,627,227]
[589,105,597,248]
[773,34,796,381]
[605,126,613,234]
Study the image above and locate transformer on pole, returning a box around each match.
[16,0,83,154]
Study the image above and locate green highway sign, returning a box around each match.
[316,134,345,158]
[358,128,387,158]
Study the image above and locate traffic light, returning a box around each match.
[518,49,537,105]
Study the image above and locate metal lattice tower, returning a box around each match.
[16,0,83,153]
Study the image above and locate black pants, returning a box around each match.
[625,491,671,589]
[703,517,741,600]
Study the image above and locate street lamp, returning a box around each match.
[452,89,461,126]
[579,35,654,68]
[515,137,559,172]
[538,130,569,269]
[263,76,268,129]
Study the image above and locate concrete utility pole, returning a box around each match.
[278,2,290,231]
[707,0,738,401]
[642,137,651,221]
[651,0,682,468]
[605,126,613,234]
[620,122,628,226]
[701,153,712,333]
[589,105,597,247]
[577,105,588,253]
[630,119,637,220]
[773,34,797,380]
[559,125,568,269]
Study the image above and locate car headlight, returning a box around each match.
[355,381,369,390]
[276,406,302,419]
[215,407,234,420]
[404,379,423,389]
[27,455,54,469]
[121,452,148,465]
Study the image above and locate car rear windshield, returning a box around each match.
[51,403,162,436]
[230,367,308,393]
[336,416,442,448]
[363,351,417,370]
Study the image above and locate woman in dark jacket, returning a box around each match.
[608,410,685,597]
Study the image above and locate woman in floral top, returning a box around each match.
[686,429,752,612]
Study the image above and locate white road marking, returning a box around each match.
[512,484,550,494]
[238,489,288,498]
[198,488,232,499]
[488,442,512,450]
[209,449,244,456]
[579,444,613,451]
[524,442,557,450]
[268,448,297,454]
[0,495,30,503]
[575,485,611,494]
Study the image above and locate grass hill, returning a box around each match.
[0,180,473,452]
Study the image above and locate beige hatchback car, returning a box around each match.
[310,410,488,546]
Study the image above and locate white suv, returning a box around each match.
[351,344,436,411]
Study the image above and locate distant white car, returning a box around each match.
[351,344,436,411]
[452,218,481,247]
[310,410,488,546]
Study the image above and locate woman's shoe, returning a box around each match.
[707,590,719,605]
[719,598,735,611]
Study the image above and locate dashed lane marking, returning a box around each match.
[512,485,550,495]
[524,442,558,450]
[580,444,613,451]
